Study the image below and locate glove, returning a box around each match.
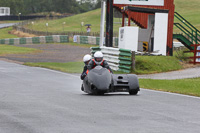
[81,73,87,80]
[83,73,87,77]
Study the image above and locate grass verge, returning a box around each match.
[25,8,128,33]
[134,55,183,74]
[173,48,194,61]
[22,0,200,33]
[139,78,200,97]
[0,21,20,24]
[24,55,184,74]
[24,62,84,73]
[24,62,129,74]
[0,44,41,56]
[0,27,18,39]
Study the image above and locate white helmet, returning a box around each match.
[83,54,92,64]
[94,51,103,65]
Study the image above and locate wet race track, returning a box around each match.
[1,60,200,133]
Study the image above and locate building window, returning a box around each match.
[0,9,5,14]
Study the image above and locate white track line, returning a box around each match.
[142,88,200,99]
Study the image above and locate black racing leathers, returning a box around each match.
[80,65,87,80]
[87,59,113,73]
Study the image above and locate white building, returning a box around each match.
[0,7,10,16]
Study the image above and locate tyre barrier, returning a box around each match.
[90,46,133,73]
[0,35,69,45]
[73,35,118,47]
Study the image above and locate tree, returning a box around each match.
[0,0,25,15]
[0,0,98,15]
[94,0,101,9]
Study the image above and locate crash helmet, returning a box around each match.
[94,51,103,65]
[83,54,92,65]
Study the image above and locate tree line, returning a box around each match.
[0,0,101,15]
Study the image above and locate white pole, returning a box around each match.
[100,0,106,47]
[124,18,127,26]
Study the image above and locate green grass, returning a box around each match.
[174,0,200,32]
[25,9,101,32]
[0,21,21,24]
[23,0,200,34]
[174,0,200,25]
[139,78,200,97]
[0,27,18,39]
[1,0,199,37]
[134,56,183,74]
[1,0,199,36]
[24,61,129,74]
[0,44,41,56]
[173,48,194,61]
[24,55,183,74]
[25,8,127,33]
[24,62,84,73]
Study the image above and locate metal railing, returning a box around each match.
[174,12,200,44]
[189,44,200,64]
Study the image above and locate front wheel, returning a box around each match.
[97,91,105,95]
[81,84,84,91]
[129,89,139,95]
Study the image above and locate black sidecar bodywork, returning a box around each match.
[82,66,140,95]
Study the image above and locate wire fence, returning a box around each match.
[12,18,119,37]
[13,25,102,37]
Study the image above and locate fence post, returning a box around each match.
[131,51,135,71]
[194,44,197,65]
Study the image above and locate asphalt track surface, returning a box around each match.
[1,60,200,133]
[0,23,16,29]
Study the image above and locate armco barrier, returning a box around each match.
[74,35,118,47]
[90,46,133,73]
[0,35,69,45]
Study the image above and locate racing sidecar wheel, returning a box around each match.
[81,84,84,91]
[97,91,105,95]
[129,88,139,95]
[91,91,105,95]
